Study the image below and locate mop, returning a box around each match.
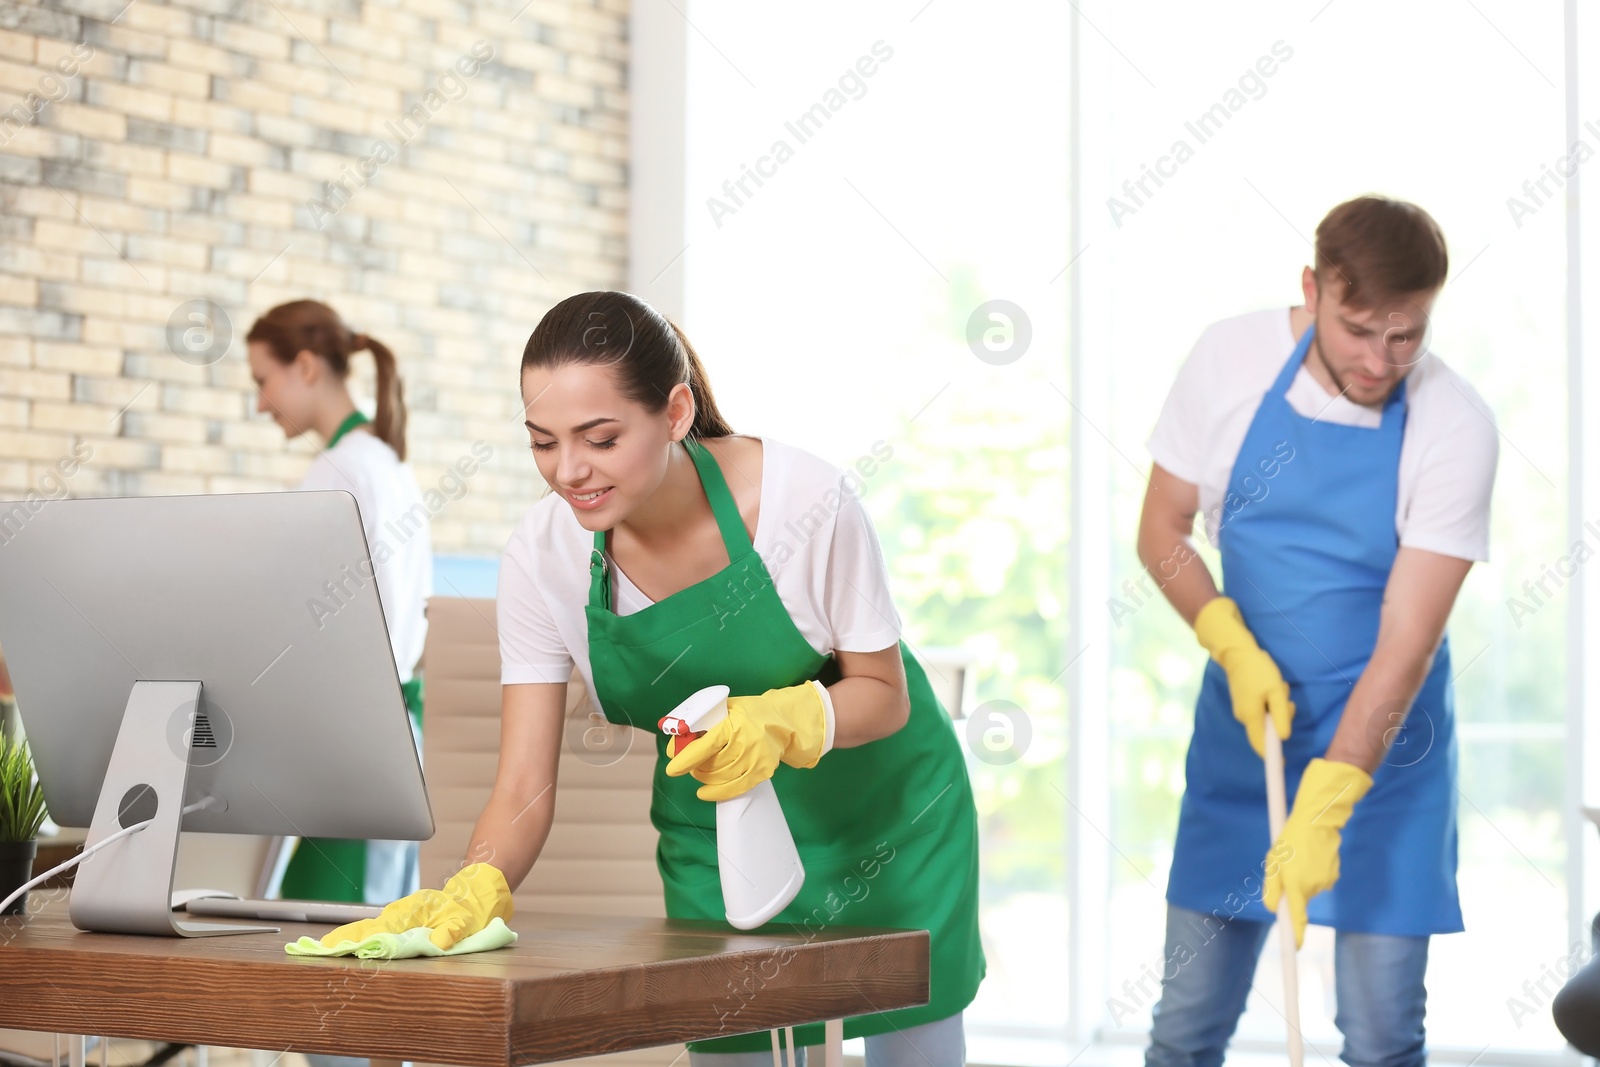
[1264,723,1304,1067]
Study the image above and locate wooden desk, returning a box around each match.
[0,900,929,1065]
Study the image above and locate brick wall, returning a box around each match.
[0,0,628,553]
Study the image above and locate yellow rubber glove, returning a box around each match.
[1262,758,1373,948]
[1194,596,1294,760]
[665,681,835,801]
[319,862,513,952]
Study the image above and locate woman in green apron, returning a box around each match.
[341,290,985,1064]
[245,300,431,916]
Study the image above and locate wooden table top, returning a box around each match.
[0,899,929,1065]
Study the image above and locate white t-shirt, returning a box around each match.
[497,436,904,694]
[1147,307,1499,562]
[297,429,433,682]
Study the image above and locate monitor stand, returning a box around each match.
[69,680,278,937]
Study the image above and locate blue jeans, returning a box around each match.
[1145,904,1429,1067]
[688,1012,965,1067]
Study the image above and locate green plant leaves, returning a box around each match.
[0,733,48,841]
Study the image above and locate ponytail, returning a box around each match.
[359,335,409,462]
[665,319,733,440]
[247,300,409,461]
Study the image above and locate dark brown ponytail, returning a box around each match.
[664,318,734,440]
[247,300,409,460]
[360,335,408,461]
[521,291,734,441]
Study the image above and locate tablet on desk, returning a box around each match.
[183,897,384,925]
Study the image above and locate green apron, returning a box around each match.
[583,439,984,1053]
[281,410,425,903]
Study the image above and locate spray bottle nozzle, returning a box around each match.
[658,714,704,756]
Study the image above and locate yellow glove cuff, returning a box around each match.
[811,680,836,759]
[768,680,831,769]
[1193,596,1257,663]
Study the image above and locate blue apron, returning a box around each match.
[1166,324,1462,937]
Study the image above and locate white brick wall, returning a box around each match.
[0,0,629,553]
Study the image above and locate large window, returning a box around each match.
[664,1,1587,1062]
[1081,1,1570,1057]
[680,3,1073,1056]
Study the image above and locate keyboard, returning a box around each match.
[183,896,385,925]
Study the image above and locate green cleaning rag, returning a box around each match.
[284,917,517,959]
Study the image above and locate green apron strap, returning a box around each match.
[683,438,754,557]
[326,409,370,449]
[588,536,611,611]
[588,438,749,615]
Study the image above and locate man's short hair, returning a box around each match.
[1314,196,1448,308]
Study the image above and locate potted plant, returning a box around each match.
[0,732,47,916]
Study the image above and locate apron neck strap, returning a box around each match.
[1271,324,1317,398]
[326,409,370,450]
[588,539,610,610]
[587,437,752,611]
[1384,374,1409,411]
[683,438,754,558]
[1278,324,1411,420]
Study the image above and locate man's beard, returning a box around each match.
[1310,328,1353,399]
[1310,313,1397,405]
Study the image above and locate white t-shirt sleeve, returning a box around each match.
[1147,327,1217,485]
[296,437,432,683]
[1398,375,1500,562]
[497,526,575,685]
[821,484,904,653]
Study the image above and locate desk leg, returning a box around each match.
[66,1035,85,1067]
[823,1020,843,1067]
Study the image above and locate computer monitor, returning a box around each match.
[0,491,433,937]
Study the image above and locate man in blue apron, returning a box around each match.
[1135,196,1499,1067]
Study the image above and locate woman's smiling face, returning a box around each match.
[520,362,694,529]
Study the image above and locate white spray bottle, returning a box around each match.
[659,684,805,929]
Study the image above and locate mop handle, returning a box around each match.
[1264,725,1305,1067]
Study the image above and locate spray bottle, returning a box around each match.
[659,684,805,929]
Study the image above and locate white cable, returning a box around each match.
[0,818,150,915]
[0,796,218,916]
